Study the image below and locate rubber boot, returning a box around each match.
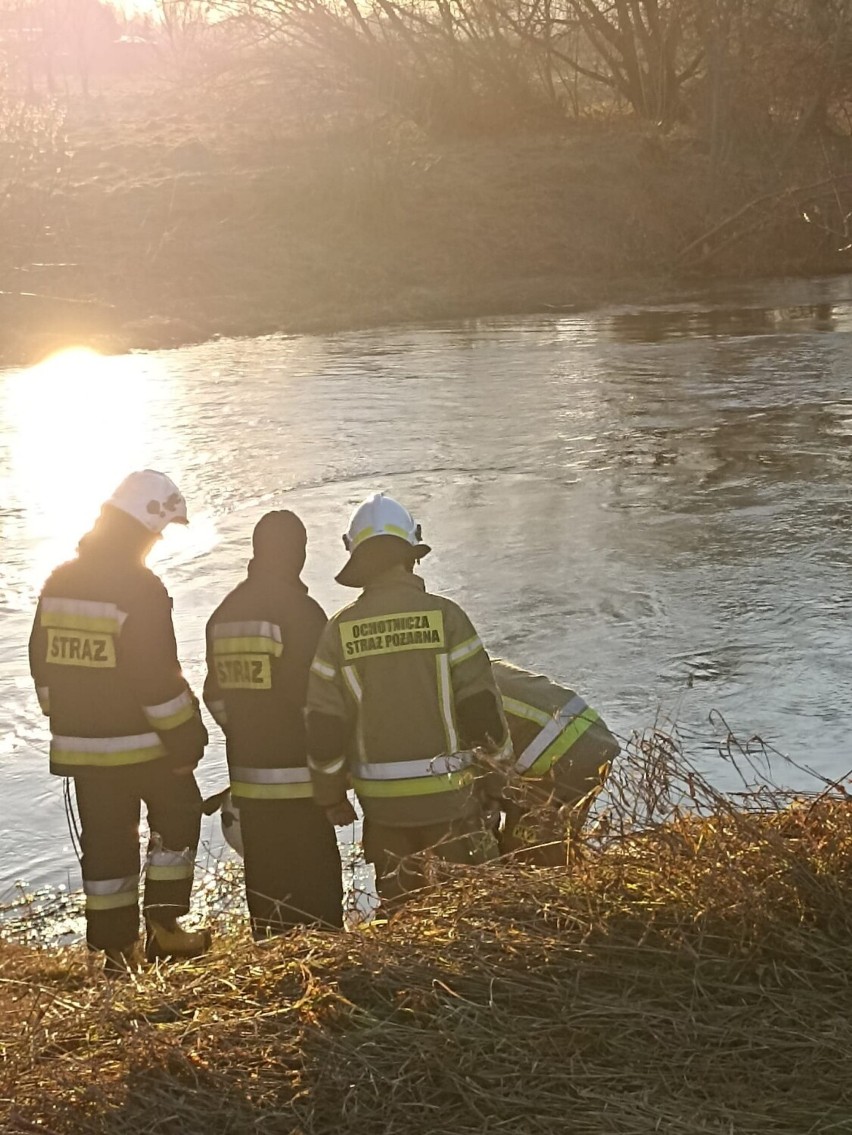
[145,917,212,962]
[102,942,142,978]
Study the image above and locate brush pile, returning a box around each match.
[3,721,852,1134]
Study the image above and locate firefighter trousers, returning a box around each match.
[363,813,498,914]
[74,765,202,950]
[238,797,344,937]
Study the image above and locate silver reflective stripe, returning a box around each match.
[84,875,138,910]
[230,766,311,784]
[144,690,193,720]
[311,658,336,680]
[213,620,282,643]
[146,845,194,882]
[308,754,347,776]
[435,653,459,752]
[515,694,589,773]
[36,686,50,715]
[41,597,128,627]
[52,732,162,753]
[354,752,474,781]
[342,665,363,702]
[448,634,483,667]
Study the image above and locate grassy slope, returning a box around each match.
[4,799,852,1134]
[4,82,852,366]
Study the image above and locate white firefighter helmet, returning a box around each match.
[107,470,188,534]
[220,792,244,857]
[336,492,430,587]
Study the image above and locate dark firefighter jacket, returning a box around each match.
[29,547,207,778]
[203,559,328,801]
[306,567,510,826]
[492,660,620,789]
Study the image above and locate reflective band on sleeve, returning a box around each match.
[308,754,347,776]
[143,688,196,731]
[311,658,337,681]
[207,699,228,727]
[516,696,599,777]
[448,634,483,667]
[146,845,194,882]
[50,732,166,767]
[502,695,552,729]
[212,621,283,657]
[36,686,50,715]
[40,597,127,635]
[231,766,311,784]
[84,875,138,911]
[526,708,600,777]
[342,665,363,703]
[436,654,459,752]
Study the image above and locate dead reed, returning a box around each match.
[3,721,852,1134]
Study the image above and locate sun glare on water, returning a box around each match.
[4,347,199,592]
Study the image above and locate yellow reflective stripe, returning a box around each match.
[36,686,50,715]
[526,709,601,778]
[40,598,126,635]
[231,781,314,800]
[353,768,475,798]
[435,654,459,752]
[384,524,412,541]
[86,892,139,911]
[84,875,138,910]
[502,695,551,728]
[311,658,336,681]
[51,733,166,768]
[146,864,194,881]
[350,525,376,549]
[448,635,483,667]
[144,690,196,731]
[53,747,166,768]
[212,637,283,657]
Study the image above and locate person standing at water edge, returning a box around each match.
[28,471,210,972]
[493,660,619,865]
[306,492,511,912]
[204,511,343,935]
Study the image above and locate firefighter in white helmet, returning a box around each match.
[306,492,511,913]
[493,660,620,865]
[29,471,210,973]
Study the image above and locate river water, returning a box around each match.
[3,274,852,900]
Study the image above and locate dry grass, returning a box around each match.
[3,725,852,1133]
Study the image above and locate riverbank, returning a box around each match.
[5,804,852,1132]
[4,752,852,1133]
[4,85,852,368]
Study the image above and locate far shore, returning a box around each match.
[4,90,852,369]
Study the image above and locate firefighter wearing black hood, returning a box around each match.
[306,492,511,913]
[28,471,210,973]
[204,511,343,935]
